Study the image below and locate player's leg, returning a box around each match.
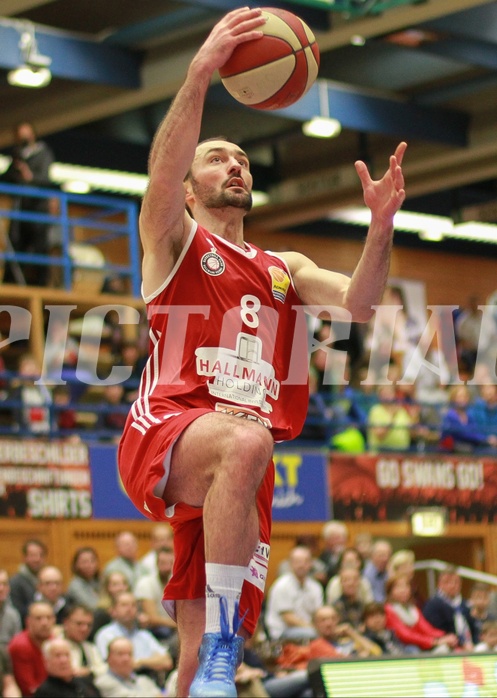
[175,598,205,697]
[163,411,273,569]
[162,412,273,696]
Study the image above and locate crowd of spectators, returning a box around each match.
[259,523,497,697]
[304,288,497,456]
[0,272,495,455]
[1,522,497,697]
[1,525,178,697]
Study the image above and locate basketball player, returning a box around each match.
[117,7,406,697]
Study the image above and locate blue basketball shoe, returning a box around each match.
[189,596,245,697]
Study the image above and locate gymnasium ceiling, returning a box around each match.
[2,0,497,253]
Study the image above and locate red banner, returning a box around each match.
[329,453,497,523]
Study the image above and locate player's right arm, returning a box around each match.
[139,7,265,297]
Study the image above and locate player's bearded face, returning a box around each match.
[190,175,253,212]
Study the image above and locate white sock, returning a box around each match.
[205,562,246,634]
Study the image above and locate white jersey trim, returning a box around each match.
[211,231,258,259]
[130,328,163,433]
[141,219,198,304]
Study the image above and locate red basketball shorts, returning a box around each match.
[118,408,273,635]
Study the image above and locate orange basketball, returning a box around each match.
[219,7,320,111]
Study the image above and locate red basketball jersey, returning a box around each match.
[127,221,309,443]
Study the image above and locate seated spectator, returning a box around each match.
[103,532,148,591]
[0,644,21,698]
[363,539,392,603]
[9,539,47,625]
[11,353,52,436]
[332,565,367,630]
[61,604,106,679]
[354,532,373,565]
[90,572,131,641]
[423,564,477,649]
[325,547,373,606]
[276,535,327,586]
[241,632,311,698]
[310,605,380,658]
[299,367,331,442]
[386,548,424,608]
[134,548,177,649]
[385,574,458,653]
[67,547,102,611]
[9,601,55,697]
[0,570,22,647]
[95,637,162,698]
[94,592,172,682]
[468,582,497,643]
[51,385,78,433]
[402,330,451,410]
[474,619,497,652]
[234,661,270,698]
[119,341,147,404]
[264,546,323,641]
[362,601,405,655]
[99,384,128,435]
[386,549,415,580]
[318,521,349,587]
[367,384,414,452]
[34,566,68,624]
[440,385,497,453]
[33,637,100,698]
[469,384,497,438]
[139,524,174,576]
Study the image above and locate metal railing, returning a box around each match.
[414,559,497,597]
[0,181,141,295]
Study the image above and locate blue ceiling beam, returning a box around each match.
[0,23,142,89]
[176,0,331,31]
[105,6,215,47]
[210,79,469,146]
[417,37,497,71]
[422,4,497,45]
[105,0,330,49]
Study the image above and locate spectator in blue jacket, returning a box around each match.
[440,385,497,453]
[423,565,477,649]
[468,384,497,438]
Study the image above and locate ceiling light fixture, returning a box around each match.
[302,80,342,139]
[0,157,270,204]
[328,206,497,245]
[6,20,52,89]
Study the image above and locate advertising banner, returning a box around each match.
[330,452,497,523]
[88,443,146,520]
[0,439,92,518]
[273,449,331,522]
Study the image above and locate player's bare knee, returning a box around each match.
[223,421,273,478]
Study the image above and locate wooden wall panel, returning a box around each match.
[246,230,497,307]
[1,518,496,593]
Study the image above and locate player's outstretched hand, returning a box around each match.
[354,142,407,228]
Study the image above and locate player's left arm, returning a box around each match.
[281,142,407,322]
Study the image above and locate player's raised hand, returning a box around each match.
[193,7,265,75]
[354,142,407,227]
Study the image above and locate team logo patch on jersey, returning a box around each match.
[201,251,225,276]
[268,265,290,303]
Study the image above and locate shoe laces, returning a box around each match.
[219,596,248,640]
[203,597,247,683]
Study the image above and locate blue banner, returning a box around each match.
[89,444,331,522]
[88,443,146,520]
[272,449,331,522]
